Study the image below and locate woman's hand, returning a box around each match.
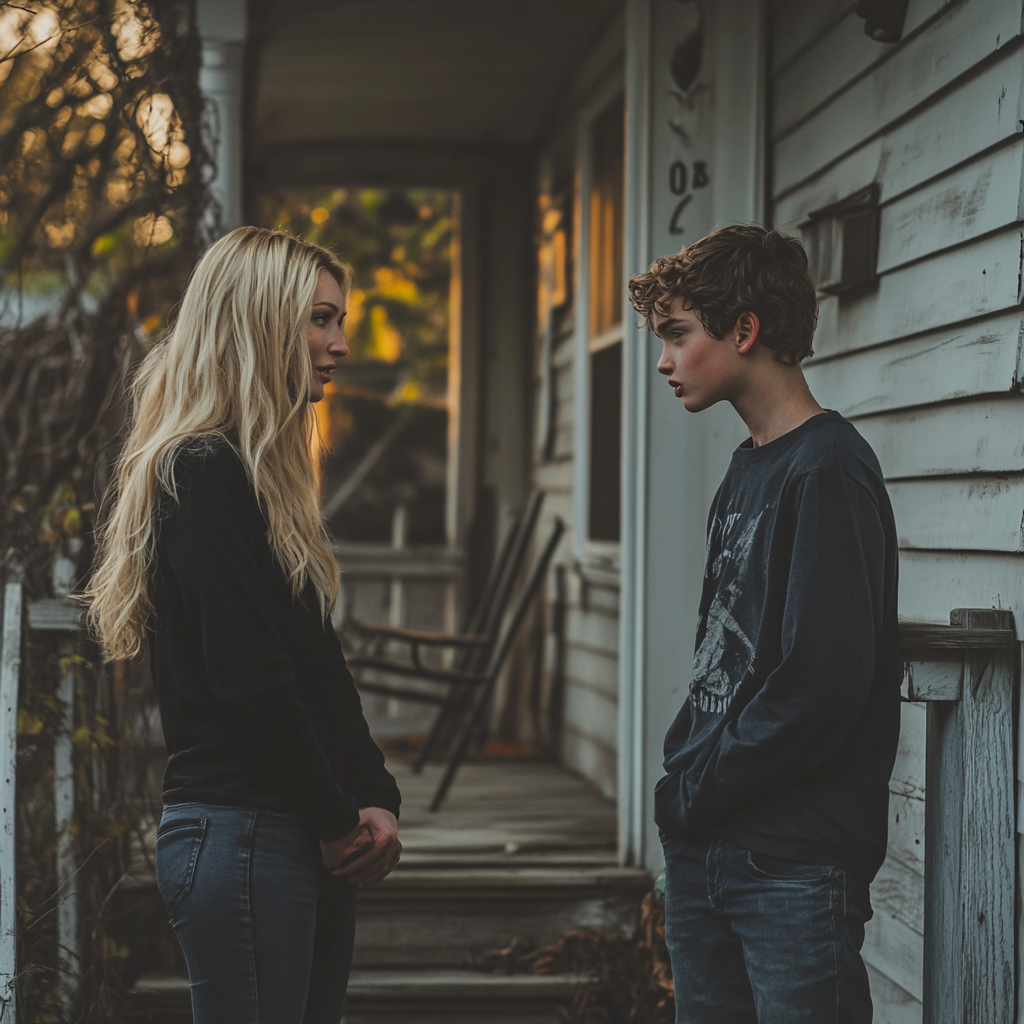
[320,821,367,872]
[321,807,401,888]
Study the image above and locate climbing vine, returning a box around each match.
[0,1,209,1018]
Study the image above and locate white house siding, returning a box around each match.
[772,0,1024,1019]
[531,21,626,801]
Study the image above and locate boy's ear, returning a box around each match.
[734,312,760,354]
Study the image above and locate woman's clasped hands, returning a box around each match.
[320,807,402,888]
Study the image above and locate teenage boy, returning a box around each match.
[628,224,901,1024]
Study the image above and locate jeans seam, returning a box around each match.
[706,841,721,914]
[243,810,258,1022]
[744,850,834,882]
[160,817,208,915]
[832,870,842,1023]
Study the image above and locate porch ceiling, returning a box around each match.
[253,0,622,148]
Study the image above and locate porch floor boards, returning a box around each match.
[388,756,618,863]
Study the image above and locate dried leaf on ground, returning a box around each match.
[477,890,674,1024]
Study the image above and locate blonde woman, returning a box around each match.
[88,226,402,1022]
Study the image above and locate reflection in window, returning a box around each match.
[589,95,625,341]
[587,95,624,543]
[588,341,622,542]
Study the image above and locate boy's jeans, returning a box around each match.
[660,832,873,1024]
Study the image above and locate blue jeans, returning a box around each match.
[156,803,358,1024]
[660,834,872,1024]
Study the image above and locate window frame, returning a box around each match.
[572,76,626,567]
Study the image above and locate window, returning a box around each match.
[586,95,624,543]
[588,342,621,541]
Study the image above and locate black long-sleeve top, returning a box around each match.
[148,437,400,841]
[654,411,901,881]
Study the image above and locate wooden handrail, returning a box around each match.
[899,620,1015,652]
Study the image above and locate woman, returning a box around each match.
[88,226,402,1023]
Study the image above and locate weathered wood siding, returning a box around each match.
[532,26,625,800]
[533,290,621,800]
[771,1,1024,1018]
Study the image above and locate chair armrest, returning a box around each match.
[345,653,486,686]
[347,619,491,647]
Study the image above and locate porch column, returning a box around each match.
[620,0,766,872]
[196,0,247,236]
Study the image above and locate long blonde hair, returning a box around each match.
[87,226,348,660]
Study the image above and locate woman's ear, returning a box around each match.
[734,312,760,354]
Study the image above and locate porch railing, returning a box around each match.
[333,512,463,735]
[0,582,1019,1020]
[900,610,1017,1024]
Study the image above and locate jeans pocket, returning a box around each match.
[746,849,835,882]
[156,816,208,914]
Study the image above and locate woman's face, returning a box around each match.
[306,270,349,403]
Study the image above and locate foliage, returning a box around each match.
[0,1,209,1019]
[0,0,208,568]
[260,186,455,543]
[259,186,452,405]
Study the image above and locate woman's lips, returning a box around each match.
[318,369,333,384]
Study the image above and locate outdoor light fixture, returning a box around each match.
[854,0,910,42]
[800,184,880,296]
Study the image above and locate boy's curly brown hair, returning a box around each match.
[628,224,819,365]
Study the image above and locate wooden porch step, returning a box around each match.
[398,850,619,868]
[353,865,649,967]
[368,865,649,892]
[128,969,593,1023]
[115,863,649,970]
[344,969,593,1023]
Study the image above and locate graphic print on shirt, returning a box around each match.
[690,504,771,714]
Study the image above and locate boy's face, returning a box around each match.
[654,298,746,413]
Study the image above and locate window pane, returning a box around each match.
[588,95,625,339]
[588,341,622,541]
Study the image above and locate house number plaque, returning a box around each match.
[668,159,710,235]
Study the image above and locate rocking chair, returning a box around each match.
[343,490,546,774]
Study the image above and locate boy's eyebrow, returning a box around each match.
[655,316,685,333]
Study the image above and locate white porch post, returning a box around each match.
[619,0,766,873]
[53,639,77,1011]
[0,570,23,1024]
[620,0,653,869]
[196,0,247,237]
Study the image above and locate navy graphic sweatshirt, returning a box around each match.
[655,411,901,881]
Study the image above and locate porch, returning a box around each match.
[4,0,1024,1020]
[128,755,650,1023]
